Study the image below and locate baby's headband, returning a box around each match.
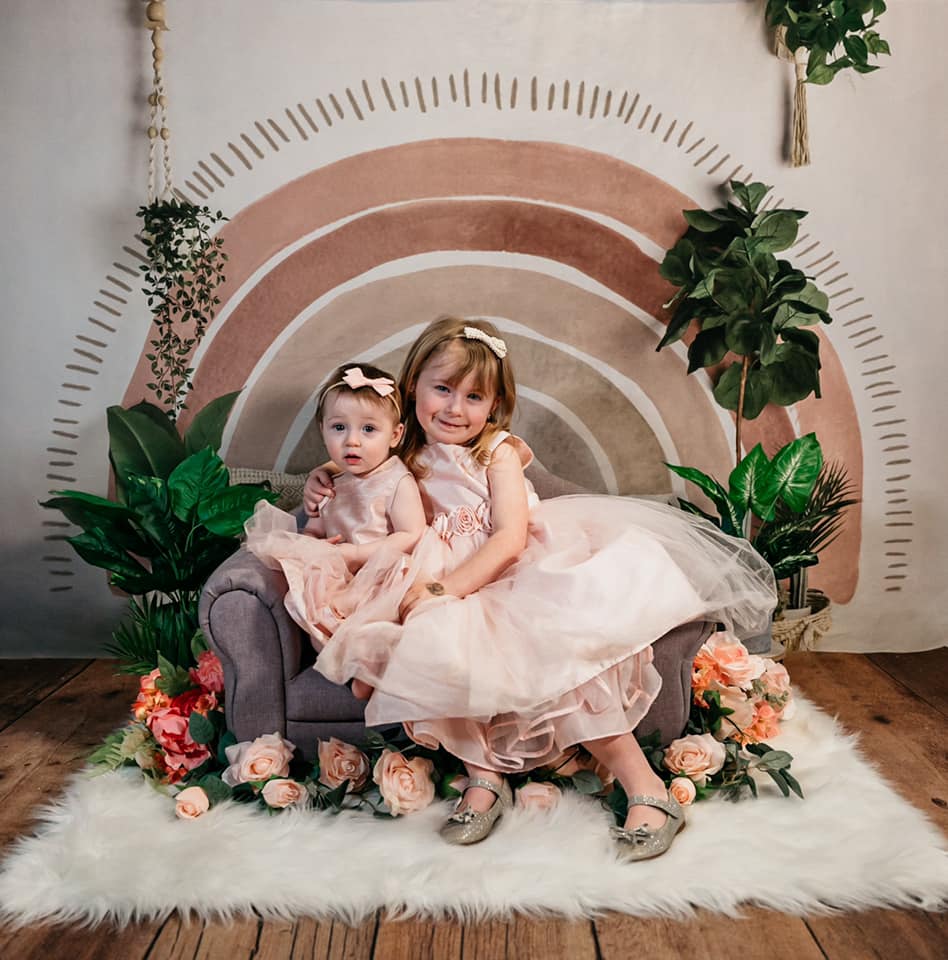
[462,325,507,359]
[326,367,400,412]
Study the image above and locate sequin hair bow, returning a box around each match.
[463,326,507,359]
[339,366,396,397]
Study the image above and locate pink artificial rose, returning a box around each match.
[262,778,307,809]
[663,733,726,786]
[515,781,561,812]
[189,650,225,694]
[742,702,782,745]
[669,777,697,807]
[174,785,210,820]
[317,738,369,793]
[702,633,766,690]
[372,749,435,816]
[760,661,791,697]
[713,685,758,741]
[222,732,295,786]
[452,505,482,537]
[147,707,211,777]
[132,668,171,721]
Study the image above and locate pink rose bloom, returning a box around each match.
[317,738,369,793]
[175,785,210,820]
[132,668,171,721]
[515,781,561,812]
[222,732,295,786]
[743,702,782,745]
[372,749,435,816]
[262,778,307,809]
[760,661,791,697]
[713,683,758,741]
[703,633,766,690]
[147,707,211,776]
[669,777,697,807]
[664,733,726,786]
[452,505,482,537]
[189,650,224,694]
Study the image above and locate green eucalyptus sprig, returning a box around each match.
[766,0,890,85]
[138,199,228,419]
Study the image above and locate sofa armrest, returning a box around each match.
[198,548,303,744]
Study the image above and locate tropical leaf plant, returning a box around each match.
[658,181,833,463]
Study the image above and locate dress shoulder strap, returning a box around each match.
[487,431,534,469]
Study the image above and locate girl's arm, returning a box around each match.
[337,475,427,571]
[400,441,528,617]
[303,460,340,516]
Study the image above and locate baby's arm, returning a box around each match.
[301,514,326,538]
[303,461,339,516]
[401,442,528,616]
[337,474,426,571]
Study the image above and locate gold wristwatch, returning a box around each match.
[425,581,445,596]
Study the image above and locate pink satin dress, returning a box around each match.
[243,455,416,644]
[315,433,776,773]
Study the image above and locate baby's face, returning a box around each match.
[320,392,403,478]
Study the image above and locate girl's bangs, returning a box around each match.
[434,340,499,395]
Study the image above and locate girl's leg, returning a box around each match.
[583,732,670,832]
[456,763,505,813]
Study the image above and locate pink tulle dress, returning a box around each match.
[315,433,777,774]
[243,455,416,644]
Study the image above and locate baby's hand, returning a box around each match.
[336,541,360,571]
[303,467,335,516]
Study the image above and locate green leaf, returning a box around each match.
[108,405,186,486]
[713,362,772,421]
[66,529,154,591]
[764,768,791,797]
[768,342,822,406]
[188,709,217,745]
[191,629,210,661]
[683,209,729,233]
[769,433,824,512]
[687,327,728,373]
[659,238,695,288]
[217,729,238,765]
[155,653,194,696]
[197,485,277,537]
[168,448,230,522]
[771,552,819,579]
[843,34,869,64]
[724,315,764,356]
[193,774,233,807]
[657,298,697,350]
[782,769,804,799]
[807,63,836,85]
[753,749,794,772]
[666,464,742,536]
[749,211,801,253]
[571,770,604,795]
[728,445,771,517]
[730,181,769,215]
[184,391,241,456]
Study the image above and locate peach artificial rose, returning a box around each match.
[663,733,726,786]
[669,777,697,807]
[702,633,766,690]
[760,661,791,697]
[713,684,758,741]
[515,781,561,812]
[132,668,171,721]
[742,702,782,745]
[372,749,435,816]
[262,778,307,809]
[222,732,295,786]
[189,650,225,694]
[174,785,210,820]
[317,737,369,793]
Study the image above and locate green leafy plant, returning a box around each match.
[667,433,856,603]
[658,181,833,463]
[766,0,890,85]
[138,199,228,419]
[42,392,278,672]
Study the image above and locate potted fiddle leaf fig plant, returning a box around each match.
[658,180,833,465]
[42,393,278,673]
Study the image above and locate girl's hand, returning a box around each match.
[398,580,449,621]
[303,466,336,516]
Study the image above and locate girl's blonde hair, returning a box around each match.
[315,363,402,424]
[398,316,516,476]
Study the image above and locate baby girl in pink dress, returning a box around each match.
[305,320,777,856]
[244,364,425,681]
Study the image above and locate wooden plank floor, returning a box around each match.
[0,651,945,960]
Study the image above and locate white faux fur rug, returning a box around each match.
[1,695,946,926]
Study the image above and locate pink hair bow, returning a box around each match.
[341,367,396,397]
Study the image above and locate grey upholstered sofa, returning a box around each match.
[199,465,714,760]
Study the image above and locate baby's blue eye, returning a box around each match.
[331,424,345,431]
[435,384,449,393]
[363,425,376,433]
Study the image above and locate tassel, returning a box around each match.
[775,27,811,167]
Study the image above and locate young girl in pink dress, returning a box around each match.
[304,320,777,858]
[245,364,425,686]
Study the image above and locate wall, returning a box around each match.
[2,1,946,655]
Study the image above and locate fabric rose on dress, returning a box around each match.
[222,732,295,787]
[262,778,307,809]
[664,733,727,786]
[372,749,435,816]
[132,668,171,721]
[317,738,369,793]
[515,781,561,812]
[452,505,482,537]
[702,633,766,690]
[669,777,697,807]
[432,513,451,542]
[189,650,225,694]
[174,786,210,820]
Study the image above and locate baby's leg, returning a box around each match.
[583,732,669,832]
[350,679,374,700]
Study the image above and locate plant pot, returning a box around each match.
[772,589,833,654]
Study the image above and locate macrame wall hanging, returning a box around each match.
[144,1,173,202]
[766,1,891,168]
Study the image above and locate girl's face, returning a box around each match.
[413,345,497,447]
[321,392,403,477]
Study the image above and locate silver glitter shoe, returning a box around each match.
[439,776,512,845]
[610,790,686,862]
